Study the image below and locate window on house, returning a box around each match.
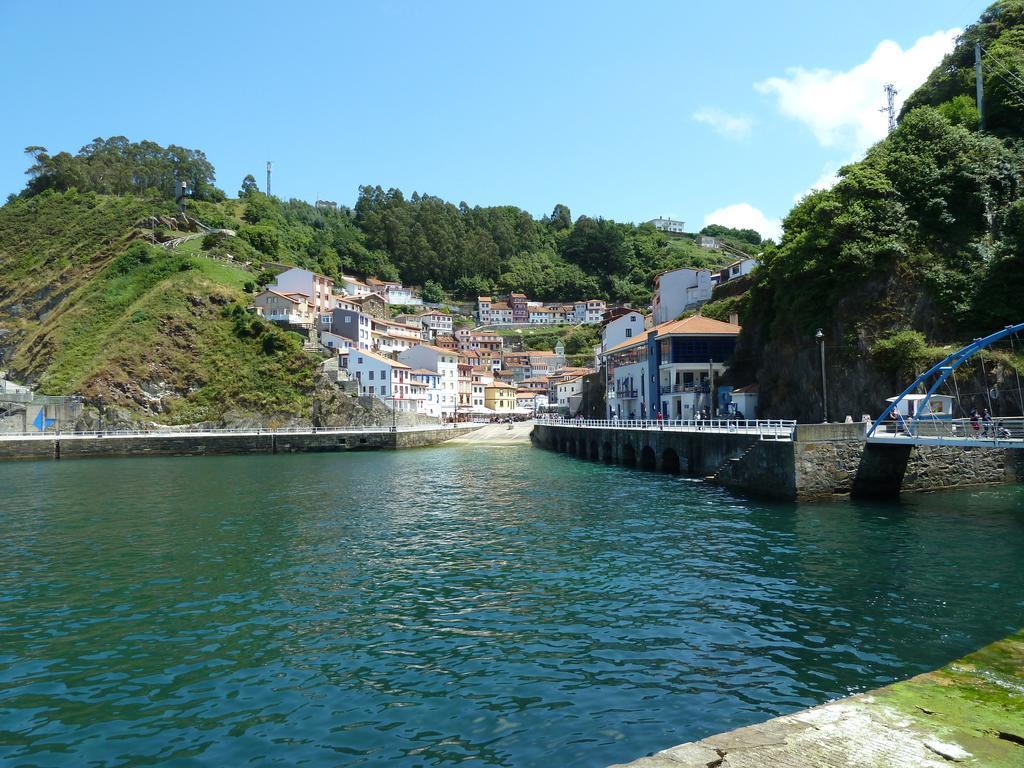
[368,370,374,380]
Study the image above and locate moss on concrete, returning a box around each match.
[874,629,1024,766]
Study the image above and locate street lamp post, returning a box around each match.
[385,395,397,433]
[815,328,828,423]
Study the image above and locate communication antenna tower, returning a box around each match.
[266,161,273,197]
[880,83,898,133]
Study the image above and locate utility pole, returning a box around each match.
[975,43,985,131]
[266,161,273,197]
[880,83,898,133]
[708,359,715,418]
[816,329,828,423]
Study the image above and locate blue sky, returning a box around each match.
[0,0,991,238]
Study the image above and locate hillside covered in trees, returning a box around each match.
[732,0,1024,421]
[16,139,750,307]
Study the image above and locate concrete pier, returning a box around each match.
[610,628,1024,767]
[0,425,479,461]
[532,422,1024,500]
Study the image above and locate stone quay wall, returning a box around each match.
[0,426,476,462]
[531,423,762,477]
[533,422,1023,501]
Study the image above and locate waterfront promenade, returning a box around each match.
[0,423,479,460]
[611,629,1024,767]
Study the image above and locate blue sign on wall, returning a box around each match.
[33,408,56,432]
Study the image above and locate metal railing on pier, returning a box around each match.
[869,416,1024,447]
[0,423,462,441]
[536,417,797,441]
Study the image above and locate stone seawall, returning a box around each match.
[531,423,761,476]
[533,423,1022,501]
[0,427,475,462]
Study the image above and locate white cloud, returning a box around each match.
[692,107,754,141]
[755,28,959,155]
[704,203,782,241]
[793,162,845,203]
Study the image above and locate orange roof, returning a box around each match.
[374,318,421,331]
[413,343,456,355]
[259,289,309,304]
[602,314,741,356]
[341,348,410,367]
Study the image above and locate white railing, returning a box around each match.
[0,423,465,441]
[870,416,1024,445]
[536,417,797,440]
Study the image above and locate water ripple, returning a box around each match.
[1,448,1023,766]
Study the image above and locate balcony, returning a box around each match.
[614,389,638,399]
[660,383,710,394]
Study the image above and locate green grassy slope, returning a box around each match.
[0,191,318,424]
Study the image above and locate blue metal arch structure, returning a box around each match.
[868,322,1024,438]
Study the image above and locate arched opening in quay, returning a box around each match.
[621,443,636,466]
[661,448,681,474]
[639,445,657,470]
[602,442,613,462]
[589,440,599,460]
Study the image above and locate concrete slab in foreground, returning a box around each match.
[611,629,1024,767]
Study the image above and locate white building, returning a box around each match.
[367,278,422,306]
[717,257,759,284]
[470,369,490,409]
[320,330,357,353]
[267,267,334,314]
[340,349,415,411]
[410,369,445,418]
[573,299,607,324]
[254,290,314,325]
[418,311,453,338]
[372,318,423,355]
[555,376,585,414]
[601,311,647,353]
[398,344,460,418]
[697,235,722,250]
[729,384,759,419]
[516,391,548,412]
[652,267,713,324]
[647,217,686,234]
[338,275,372,298]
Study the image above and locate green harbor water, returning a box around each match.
[1,445,1023,767]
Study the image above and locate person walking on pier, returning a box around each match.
[970,408,981,437]
[656,410,664,430]
[982,408,993,437]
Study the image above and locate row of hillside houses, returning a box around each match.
[340,344,545,419]
[477,295,607,326]
[249,266,566,419]
[249,262,761,422]
[253,267,427,325]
